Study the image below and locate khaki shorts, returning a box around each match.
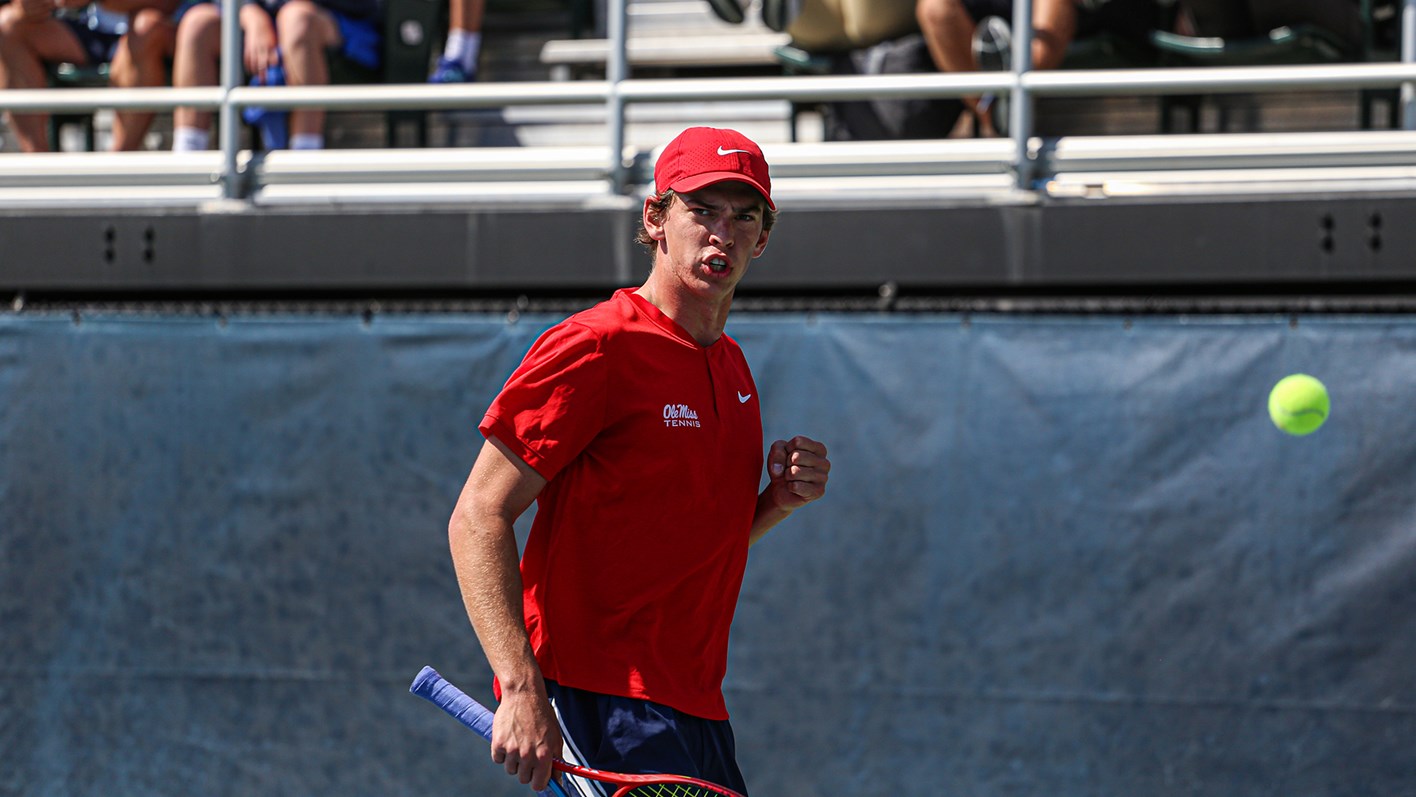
[787,0,920,52]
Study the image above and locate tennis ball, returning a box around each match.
[1268,374,1329,436]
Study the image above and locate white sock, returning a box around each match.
[172,126,210,152]
[444,29,481,72]
[290,133,324,150]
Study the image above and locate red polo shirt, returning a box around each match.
[480,289,764,720]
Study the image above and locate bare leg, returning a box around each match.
[275,0,341,140]
[0,7,89,152]
[1029,0,1077,71]
[916,0,989,134]
[448,0,484,35]
[916,0,1076,137]
[171,2,222,137]
[109,7,176,151]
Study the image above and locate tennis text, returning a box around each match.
[662,403,701,428]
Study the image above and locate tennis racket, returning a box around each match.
[410,666,747,797]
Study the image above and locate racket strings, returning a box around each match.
[628,787,736,797]
[624,785,728,797]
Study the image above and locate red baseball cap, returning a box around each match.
[653,127,775,211]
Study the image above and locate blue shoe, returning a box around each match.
[429,57,474,83]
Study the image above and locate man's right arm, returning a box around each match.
[448,433,561,792]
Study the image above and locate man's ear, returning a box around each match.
[751,227,770,258]
[643,197,667,241]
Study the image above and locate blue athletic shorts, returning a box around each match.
[210,2,382,71]
[545,680,749,796]
[61,17,123,66]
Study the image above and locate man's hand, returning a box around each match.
[239,7,279,75]
[765,435,830,512]
[490,690,563,792]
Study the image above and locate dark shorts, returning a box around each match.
[545,680,749,796]
[210,1,382,70]
[61,17,124,66]
[331,10,380,70]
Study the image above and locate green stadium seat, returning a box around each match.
[45,61,110,152]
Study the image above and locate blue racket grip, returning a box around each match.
[410,666,496,740]
[410,666,567,797]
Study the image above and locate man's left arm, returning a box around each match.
[749,435,830,547]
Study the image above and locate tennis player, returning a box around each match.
[448,126,830,796]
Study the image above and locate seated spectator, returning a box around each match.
[0,0,177,152]
[170,0,380,151]
[768,0,964,141]
[107,0,185,148]
[915,0,1172,136]
[429,0,482,83]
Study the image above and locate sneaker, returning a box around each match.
[703,0,744,25]
[429,57,474,83]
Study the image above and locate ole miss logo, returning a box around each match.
[663,403,701,428]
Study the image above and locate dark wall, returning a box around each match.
[2,192,1413,294]
[2,309,1413,796]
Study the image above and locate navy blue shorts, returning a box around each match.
[61,18,123,66]
[212,3,383,71]
[545,680,749,796]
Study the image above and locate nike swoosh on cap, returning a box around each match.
[717,147,752,156]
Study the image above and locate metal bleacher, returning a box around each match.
[539,0,789,80]
[1,0,1415,296]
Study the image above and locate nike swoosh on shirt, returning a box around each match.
[717,147,751,156]
[738,392,752,403]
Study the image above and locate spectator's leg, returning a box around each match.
[916,0,994,134]
[171,2,223,149]
[109,8,177,151]
[916,0,1075,136]
[917,0,979,74]
[275,0,341,147]
[0,8,89,152]
[1029,0,1076,71]
[431,0,485,82]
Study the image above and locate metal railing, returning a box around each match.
[0,0,1414,203]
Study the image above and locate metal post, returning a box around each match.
[606,0,629,193]
[1403,0,1416,128]
[1009,0,1034,189]
[218,0,243,199]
